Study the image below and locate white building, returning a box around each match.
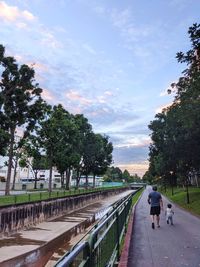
[1,155,103,190]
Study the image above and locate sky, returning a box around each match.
[0,0,200,177]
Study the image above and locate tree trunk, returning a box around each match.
[164,177,166,193]
[86,173,88,189]
[11,157,18,190]
[65,168,70,190]
[186,178,190,204]
[5,128,15,195]
[61,173,64,188]
[34,170,38,189]
[195,174,199,187]
[170,174,174,196]
[93,173,95,188]
[76,169,81,189]
[48,157,53,192]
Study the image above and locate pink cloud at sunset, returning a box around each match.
[0,1,35,23]
[117,161,149,177]
[65,90,92,106]
[41,89,55,102]
[155,103,172,114]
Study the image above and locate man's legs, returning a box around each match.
[151,215,155,229]
[156,214,160,227]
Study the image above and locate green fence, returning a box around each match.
[55,190,137,267]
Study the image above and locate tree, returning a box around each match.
[19,136,49,189]
[82,133,113,187]
[0,44,47,195]
[52,110,78,190]
[122,169,130,182]
[148,23,200,202]
[104,166,123,182]
[72,114,92,188]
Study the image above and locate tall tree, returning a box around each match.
[148,23,200,201]
[82,133,113,187]
[0,44,46,195]
[73,114,92,188]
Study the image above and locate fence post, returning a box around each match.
[116,210,120,262]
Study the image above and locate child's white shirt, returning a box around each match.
[166,207,174,216]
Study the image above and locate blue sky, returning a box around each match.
[0,0,200,176]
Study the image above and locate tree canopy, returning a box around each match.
[148,23,200,192]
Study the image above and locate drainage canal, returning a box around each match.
[44,203,113,267]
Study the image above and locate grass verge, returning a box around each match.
[160,186,200,216]
[0,186,127,207]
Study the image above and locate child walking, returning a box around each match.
[165,203,174,225]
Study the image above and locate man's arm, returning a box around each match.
[148,194,151,204]
[160,197,163,210]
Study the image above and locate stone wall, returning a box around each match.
[0,188,127,236]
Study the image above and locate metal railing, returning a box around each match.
[55,190,137,267]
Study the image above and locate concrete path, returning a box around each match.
[0,190,133,266]
[128,186,200,267]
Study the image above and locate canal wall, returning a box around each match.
[0,188,127,237]
[0,215,95,267]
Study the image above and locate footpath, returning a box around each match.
[125,186,200,267]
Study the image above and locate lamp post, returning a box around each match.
[170,171,174,196]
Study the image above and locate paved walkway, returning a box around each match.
[128,186,200,267]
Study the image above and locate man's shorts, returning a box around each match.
[150,206,160,215]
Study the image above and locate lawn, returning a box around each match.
[132,187,144,206]
[0,186,127,207]
[160,186,200,216]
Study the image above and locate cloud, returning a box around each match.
[107,124,150,136]
[114,137,150,149]
[110,8,152,43]
[40,29,63,49]
[41,89,56,102]
[65,89,92,106]
[111,8,131,29]
[160,89,169,97]
[86,104,139,128]
[116,161,149,177]
[0,1,36,23]
[82,43,96,55]
[93,5,106,15]
[108,129,150,150]
[30,62,49,73]
[0,2,63,52]
[155,103,172,114]
[113,144,149,165]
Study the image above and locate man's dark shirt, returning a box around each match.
[148,191,162,207]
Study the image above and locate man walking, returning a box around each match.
[148,186,163,229]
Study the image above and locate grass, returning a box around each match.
[132,187,144,206]
[160,186,200,216]
[0,186,127,207]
